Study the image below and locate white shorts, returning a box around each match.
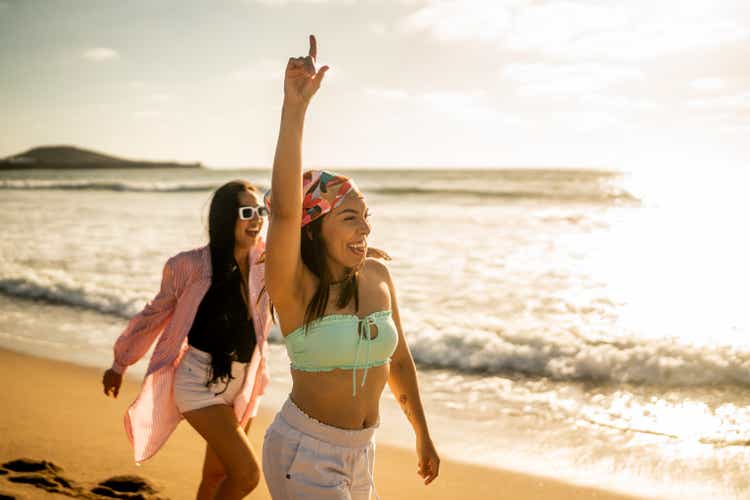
[173,346,248,414]
[263,398,379,500]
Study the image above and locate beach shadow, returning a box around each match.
[1,459,165,499]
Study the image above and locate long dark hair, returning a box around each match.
[206,179,259,387]
[301,216,360,330]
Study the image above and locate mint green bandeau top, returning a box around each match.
[283,310,399,396]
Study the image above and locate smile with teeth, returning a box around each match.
[348,241,366,255]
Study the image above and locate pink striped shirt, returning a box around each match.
[110,242,272,464]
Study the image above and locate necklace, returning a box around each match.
[329,274,354,287]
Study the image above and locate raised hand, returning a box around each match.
[284,34,329,106]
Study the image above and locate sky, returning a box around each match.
[1,0,749,170]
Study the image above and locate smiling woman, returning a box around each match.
[297,171,372,326]
[101,179,273,500]
[260,35,440,499]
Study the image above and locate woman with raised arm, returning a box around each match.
[101,180,272,500]
[262,35,440,499]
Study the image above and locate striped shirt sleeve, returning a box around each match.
[111,258,178,374]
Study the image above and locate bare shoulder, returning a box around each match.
[361,258,395,311]
[362,257,393,285]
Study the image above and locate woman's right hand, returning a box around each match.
[102,368,123,398]
[283,34,329,107]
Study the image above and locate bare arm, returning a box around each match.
[265,35,329,322]
[384,264,440,485]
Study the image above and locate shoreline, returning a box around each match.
[0,347,645,499]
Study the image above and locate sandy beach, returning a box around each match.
[0,348,644,499]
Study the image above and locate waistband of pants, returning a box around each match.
[185,345,248,367]
[279,397,377,448]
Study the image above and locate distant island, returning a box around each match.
[0,146,203,170]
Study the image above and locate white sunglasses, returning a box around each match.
[238,205,269,220]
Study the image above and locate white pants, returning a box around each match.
[263,398,379,500]
[173,346,248,414]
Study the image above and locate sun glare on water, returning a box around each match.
[582,167,749,348]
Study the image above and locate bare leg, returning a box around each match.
[196,418,254,500]
[196,444,225,500]
[183,406,259,500]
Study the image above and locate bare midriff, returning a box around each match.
[290,364,390,429]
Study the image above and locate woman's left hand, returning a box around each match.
[416,435,440,485]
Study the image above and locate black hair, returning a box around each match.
[206,180,260,388]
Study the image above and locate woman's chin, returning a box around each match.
[237,236,258,249]
[346,255,366,269]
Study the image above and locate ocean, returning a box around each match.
[1,167,748,499]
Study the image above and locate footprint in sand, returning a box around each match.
[91,475,164,499]
[1,458,83,497]
[1,459,165,499]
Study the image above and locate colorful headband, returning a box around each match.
[264,170,361,227]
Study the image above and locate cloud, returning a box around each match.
[400,0,513,42]
[579,95,658,111]
[230,59,283,82]
[557,18,748,60]
[688,92,750,111]
[418,90,489,116]
[418,90,532,126]
[364,87,409,100]
[400,0,750,60]
[82,48,119,62]
[507,1,631,53]
[690,77,726,92]
[365,86,505,122]
[502,63,644,96]
[559,110,621,134]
